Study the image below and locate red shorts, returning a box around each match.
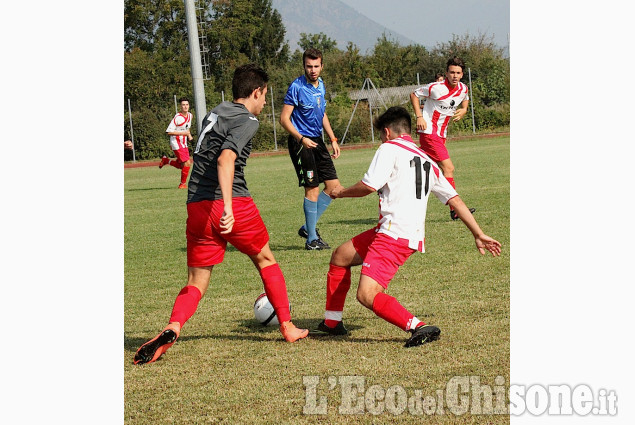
[173,147,190,163]
[186,197,269,267]
[351,228,415,289]
[418,133,449,162]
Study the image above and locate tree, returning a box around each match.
[298,32,338,53]
[206,0,290,91]
[368,34,429,87]
[124,0,188,53]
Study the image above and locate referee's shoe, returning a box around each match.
[305,238,330,250]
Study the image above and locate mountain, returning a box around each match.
[271,0,417,54]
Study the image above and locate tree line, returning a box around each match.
[124,0,509,160]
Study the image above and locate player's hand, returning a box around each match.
[329,185,344,199]
[220,209,235,234]
[452,108,467,122]
[301,136,318,149]
[124,140,133,150]
[475,234,502,257]
[186,130,194,141]
[331,140,341,159]
[416,116,427,132]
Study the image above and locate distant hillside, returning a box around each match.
[271,0,417,54]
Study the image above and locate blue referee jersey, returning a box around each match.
[283,75,326,138]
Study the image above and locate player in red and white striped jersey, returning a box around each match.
[316,106,501,347]
[159,97,194,189]
[410,57,475,220]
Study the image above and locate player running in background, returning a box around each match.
[134,64,308,365]
[159,97,194,189]
[410,57,475,220]
[280,48,341,250]
[316,106,501,347]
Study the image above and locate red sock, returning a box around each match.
[181,166,190,184]
[372,292,415,331]
[168,285,202,328]
[259,264,291,323]
[169,159,182,169]
[446,177,456,210]
[324,264,351,327]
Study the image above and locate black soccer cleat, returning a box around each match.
[316,236,330,249]
[404,324,441,347]
[317,320,348,335]
[305,238,330,250]
[450,208,476,221]
[298,226,322,240]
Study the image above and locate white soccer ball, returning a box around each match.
[253,293,290,326]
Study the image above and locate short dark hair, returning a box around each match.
[374,106,411,135]
[435,73,444,80]
[232,63,269,100]
[303,48,323,65]
[178,97,189,103]
[446,56,465,71]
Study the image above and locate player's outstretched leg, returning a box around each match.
[362,283,441,348]
[134,284,203,364]
[134,322,181,365]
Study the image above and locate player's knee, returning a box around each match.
[330,244,351,267]
[356,286,375,309]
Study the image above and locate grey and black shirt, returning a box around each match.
[187,102,260,204]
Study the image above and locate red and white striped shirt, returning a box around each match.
[413,80,469,139]
[166,112,192,150]
[361,134,458,252]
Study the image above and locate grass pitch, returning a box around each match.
[124,136,510,424]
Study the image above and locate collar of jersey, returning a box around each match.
[395,134,415,144]
[302,75,322,87]
[443,79,460,94]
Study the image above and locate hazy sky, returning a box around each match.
[339,0,509,48]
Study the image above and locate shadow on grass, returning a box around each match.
[125,318,410,354]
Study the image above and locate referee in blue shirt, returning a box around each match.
[280,48,342,250]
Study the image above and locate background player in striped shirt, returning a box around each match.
[410,57,475,220]
[316,106,501,347]
[159,97,194,189]
[134,65,308,365]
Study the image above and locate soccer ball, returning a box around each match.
[253,293,290,326]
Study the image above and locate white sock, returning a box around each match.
[409,317,422,330]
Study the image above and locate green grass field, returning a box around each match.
[124,136,510,424]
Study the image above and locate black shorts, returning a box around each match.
[288,135,338,187]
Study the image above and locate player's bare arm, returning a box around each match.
[167,129,193,140]
[409,92,427,132]
[279,104,318,149]
[217,148,237,234]
[330,181,375,199]
[448,196,502,257]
